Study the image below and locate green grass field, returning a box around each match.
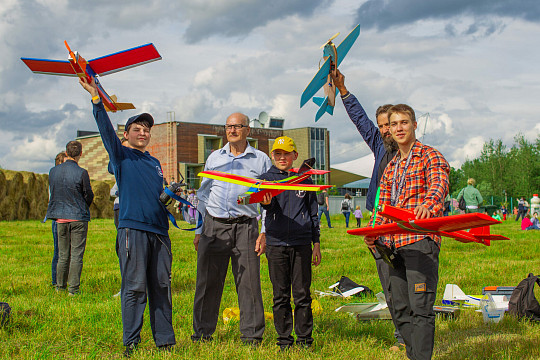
[0,216,539,359]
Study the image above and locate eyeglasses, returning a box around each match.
[225,124,248,130]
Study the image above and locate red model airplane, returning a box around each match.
[21,41,161,112]
[198,158,332,205]
[347,204,509,246]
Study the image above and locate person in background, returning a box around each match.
[354,205,363,227]
[523,212,540,230]
[50,151,66,287]
[317,188,332,228]
[457,178,483,213]
[516,197,527,222]
[187,190,199,225]
[47,141,94,296]
[501,205,507,221]
[341,193,353,228]
[521,214,538,230]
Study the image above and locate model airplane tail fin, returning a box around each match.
[443,284,468,301]
[468,226,510,245]
[312,97,325,107]
[296,158,316,173]
[111,102,136,111]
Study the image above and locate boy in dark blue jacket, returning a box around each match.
[79,78,175,357]
[259,136,321,350]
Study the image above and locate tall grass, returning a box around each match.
[0,217,539,359]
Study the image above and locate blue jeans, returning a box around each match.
[51,220,59,285]
[343,211,351,227]
[317,206,331,228]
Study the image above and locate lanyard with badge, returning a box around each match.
[390,149,413,206]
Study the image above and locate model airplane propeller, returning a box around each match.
[348,204,510,246]
[21,41,162,112]
[300,24,360,122]
[198,158,333,205]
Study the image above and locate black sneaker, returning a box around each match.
[123,343,138,358]
[241,339,261,348]
[296,342,312,350]
[191,335,213,343]
[279,344,293,352]
[158,344,174,352]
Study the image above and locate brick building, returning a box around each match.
[77,119,330,188]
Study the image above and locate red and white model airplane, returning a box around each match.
[198,158,333,205]
[348,204,509,246]
[21,41,161,112]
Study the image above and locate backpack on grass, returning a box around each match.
[508,273,540,321]
[0,302,11,327]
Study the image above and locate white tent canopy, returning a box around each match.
[331,153,375,178]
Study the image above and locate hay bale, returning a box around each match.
[17,197,30,220]
[0,197,17,221]
[0,170,6,201]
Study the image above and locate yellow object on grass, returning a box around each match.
[312,299,323,315]
[222,307,274,324]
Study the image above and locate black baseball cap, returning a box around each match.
[125,113,154,130]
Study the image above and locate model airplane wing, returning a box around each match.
[21,58,76,76]
[198,170,330,191]
[88,43,162,76]
[347,204,509,245]
[300,58,331,108]
[199,163,333,205]
[335,24,361,68]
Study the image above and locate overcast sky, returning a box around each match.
[2,0,539,174]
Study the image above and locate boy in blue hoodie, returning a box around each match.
[260,136,322,350]
[79,78,175,357]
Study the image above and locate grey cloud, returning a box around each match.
[180,0,331,43]
[355,0,538,35]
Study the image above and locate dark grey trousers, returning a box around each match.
[56,221,88,294]
[389,238,439,360]
[266,244,313,346]
[192,215,265,341]
[117,228,176,347]
[373,250,404,344]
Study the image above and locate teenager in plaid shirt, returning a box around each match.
[365,104,449,360]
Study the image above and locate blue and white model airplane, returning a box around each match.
[300,24,361,122]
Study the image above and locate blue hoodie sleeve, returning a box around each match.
[92,100,124,169]
[342,93,384,155]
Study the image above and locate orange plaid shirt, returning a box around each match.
[375,140,450,248]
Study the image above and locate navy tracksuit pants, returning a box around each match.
[117,228,176,347]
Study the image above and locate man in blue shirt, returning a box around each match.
[79,78,175,357]
[331,70,404,350]
[192,112,271,345]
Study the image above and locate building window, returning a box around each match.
[310,128,327,184]
[198,135,223,163]
[186,165,203,189]
[248,138,258,149]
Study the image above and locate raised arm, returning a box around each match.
[331,70,384,154]
[79,77,124,168]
